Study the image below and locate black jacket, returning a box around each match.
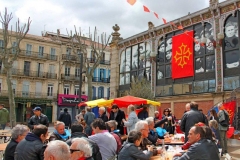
[99,112,108,122]
[66,132,102,160]
[109,110,126,135]
[58,111,72,127]
[147,130,158,145]
[15,133,46,160]
[4,139,18,160]
[49,131,70,142]
[180,108,208,142]
[28,113,49,130]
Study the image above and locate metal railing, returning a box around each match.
[0,68,57,79]
[92,77,110,83]
[87,58,110,65]
[0,90,57,99]
[61,74,85,82]
[19,50,58,61]
[62,55,110,65]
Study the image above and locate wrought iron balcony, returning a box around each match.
[18,50,58,61]
[87,58,110,65]
[0,68,57,79]
[62,54,80,61]
[0,90,57,99]
[92,77,110,83]
[61,74,85,82]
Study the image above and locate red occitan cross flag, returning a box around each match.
[172,30,194,79]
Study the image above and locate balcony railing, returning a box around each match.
[18,50,58,61]
[0,90,57,99]
[61,74,85,82]
[92,77,110,83]
[62,54,79,61]
[92,96,110,100]
[0,69,57,79]
[87,58,110,65]
[62,55,110,65]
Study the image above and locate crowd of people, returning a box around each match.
[1,100,230,160]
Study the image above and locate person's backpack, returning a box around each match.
[220,110,230,127]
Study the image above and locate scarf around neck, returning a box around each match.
[53,129,71,140]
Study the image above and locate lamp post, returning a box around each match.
[78,52,83,111]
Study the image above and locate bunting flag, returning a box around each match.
[223,101,236,125]
[162,18,167,24]
[143,5,150,12]
[178,25,183,30]
[170,22,176,27]
[127,0,136,5]
[154,12,159,19]
[172,30,194,79]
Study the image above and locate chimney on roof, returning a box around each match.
[57,29,60,36]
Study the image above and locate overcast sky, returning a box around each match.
[0,0,226,39]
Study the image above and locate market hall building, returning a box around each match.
[109,0,240,125]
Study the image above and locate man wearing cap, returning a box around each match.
[28,106,49,130]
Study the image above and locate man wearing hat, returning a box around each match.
[28,106,49,130]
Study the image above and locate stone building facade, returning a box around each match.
[0,30,111,123]
[110,0,240,120]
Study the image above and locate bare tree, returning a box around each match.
[67,26,111,100]
[129,78,155,100]
[0,8,31,127]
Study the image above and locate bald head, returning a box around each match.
[185,103,190,112]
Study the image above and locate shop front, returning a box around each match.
[57,94,88,121]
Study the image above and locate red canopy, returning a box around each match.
[113,96,147,108]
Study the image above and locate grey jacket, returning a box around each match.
[124,111,138,133]
[118,142,153,160]
[173,139,220,160]
[218,110,229,131]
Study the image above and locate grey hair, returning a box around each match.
[154,111,159,114]
[107,120,118,129]
[55,121,65,129]
[135,120,148,132]
[128,104,135,111]
[72,138,92,157]
[45,140,70,160]
[11,124,29,140]
[145,117,154,125]
[99,107,106,112]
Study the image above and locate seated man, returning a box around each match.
[70,138,93,160]
[66,123,102,160]
[173,126,219,160]
[4,124,29,160]
[44,140,70,160]
[145,117,160,145]
[135,120,162,156]
[15,124,48,160]
[49,121,71,141]
[89,118,117,160]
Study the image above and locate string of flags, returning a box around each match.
[127,0,183,29]
[126,0,201,44]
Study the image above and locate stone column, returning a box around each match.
[109,24,121,99]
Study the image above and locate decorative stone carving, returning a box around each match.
[111,24,121,42]
[209,0,219,11]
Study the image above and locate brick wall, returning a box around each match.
[173,100,214,120]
